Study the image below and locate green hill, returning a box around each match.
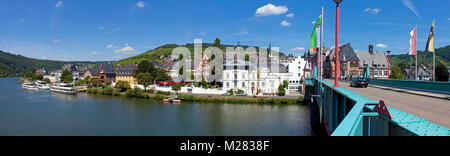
[114,43,286,66]
[0,51,96,77]
[390,45,450,66]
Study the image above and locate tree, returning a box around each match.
[63,74,73,83]
[179,66,184,76]
[115,80,131,92]
[436,64,449,82]
[171,83,182,93]
[137,72,153,91]
[43,78,51,84]
[61,70,72,82]
[32,74,43,81]
[213,38,221,47]
[390,66,405,80]
[138,60,155,74]
[278,85,286,96]
[24,71,34,78]
[283,80,289,89]
[245,54,250,61]
[89,79,101,88]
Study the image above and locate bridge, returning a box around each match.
[305,78,450,136]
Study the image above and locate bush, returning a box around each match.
[100,87,114,95]
[86,88,99,94]
[113,91,121,96]
[156,91,171,95]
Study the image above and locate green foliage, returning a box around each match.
[43,78,51,84]
[0,51,95,78]
[436,64,449,82]
[61,70,73,82]
[390,66,405,80]
[156,91,171,96]
[278,85,286,96]
[138,60,155,74]
[24,71,34,78]
[115,80,131,92]
[390,46,450,67]
[89,79,101,88]
[171,83,182,92]
[100,87,114,95]
[237,89,244,94]
[228,89,234,95]
[125,88,148,98]
[137,72,153,91]
[283,80,289,89]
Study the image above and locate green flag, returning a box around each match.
[310,16,322,52]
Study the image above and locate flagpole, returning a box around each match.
[414,25,419,81]
[320,6,324,91]
[433,20,436,82]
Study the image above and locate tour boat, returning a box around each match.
[50,83,78,95]
[36,82,50,90]
[22,83,39,91]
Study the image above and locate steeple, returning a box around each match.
[268,42,272,57]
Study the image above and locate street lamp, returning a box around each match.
[387,51,391,80]
[333,0,342,88]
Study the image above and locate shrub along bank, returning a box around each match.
[85,88,304,104]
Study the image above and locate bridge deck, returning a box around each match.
[325,79,450,129]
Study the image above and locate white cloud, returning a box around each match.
[255,4,288,17]
[312,21,316,25]
[364,8,381,14]
[199,32,207,35]
[20,18,25,22]
[136,1,145,8]
[52,39,60,43]
[376,43,388,48]
[448,18,450,21]
[91,51,100,55]
[401,0,421,18]
[99,26,105,31]
[281,20,291,27]
[56,1,63,8]
[286,13,294,18]
[291,47,305,51]
[115,44,137,54]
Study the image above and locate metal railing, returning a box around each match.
[369,79,450,94]
[307,78,387,136]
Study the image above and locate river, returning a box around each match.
[0,78,311,136]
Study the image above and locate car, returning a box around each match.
[350,77,369,88]
[222,92,231,96]
[236,93,247,96]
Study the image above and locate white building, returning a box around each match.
[286,56,307,92]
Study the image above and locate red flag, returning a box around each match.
[409,27,417,55]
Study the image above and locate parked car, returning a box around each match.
[222,92,231,96]
[350,77,369,88]
[236,93,247,96]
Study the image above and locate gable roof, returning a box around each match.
[355,51,388,68]
[102,64,116,74]
[329,43,360,62]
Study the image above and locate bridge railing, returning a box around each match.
[369,79,450,94]
[307,78,388,136]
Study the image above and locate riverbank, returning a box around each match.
[84,87,304,105]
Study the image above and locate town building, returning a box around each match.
[324,43,360,79]
[115,64,138,88]
[99,64,116,84]
[404,65,433,81]
[355,45,390,79]
[286,56,307,93]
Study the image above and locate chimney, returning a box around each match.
[369,45,374,54]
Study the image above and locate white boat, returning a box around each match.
[50,83,78,95]
[36,83,50,90]
[22,83,39,91]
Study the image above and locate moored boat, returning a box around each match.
[22,83,39,91]
[50,83,78,95]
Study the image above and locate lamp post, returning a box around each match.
[387,51,391,80]
[333,0,342,88]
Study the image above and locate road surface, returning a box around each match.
[325,79,450,128]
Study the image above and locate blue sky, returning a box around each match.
[0,0,449,61]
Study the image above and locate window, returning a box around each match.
[226,82,229,88]
[227,73,229,79]
[242,82,245,88]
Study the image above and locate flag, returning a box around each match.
[409,27,417,56]
[310,16,322,52]
[425,19,435,53]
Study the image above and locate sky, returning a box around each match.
[0,0,449,61]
